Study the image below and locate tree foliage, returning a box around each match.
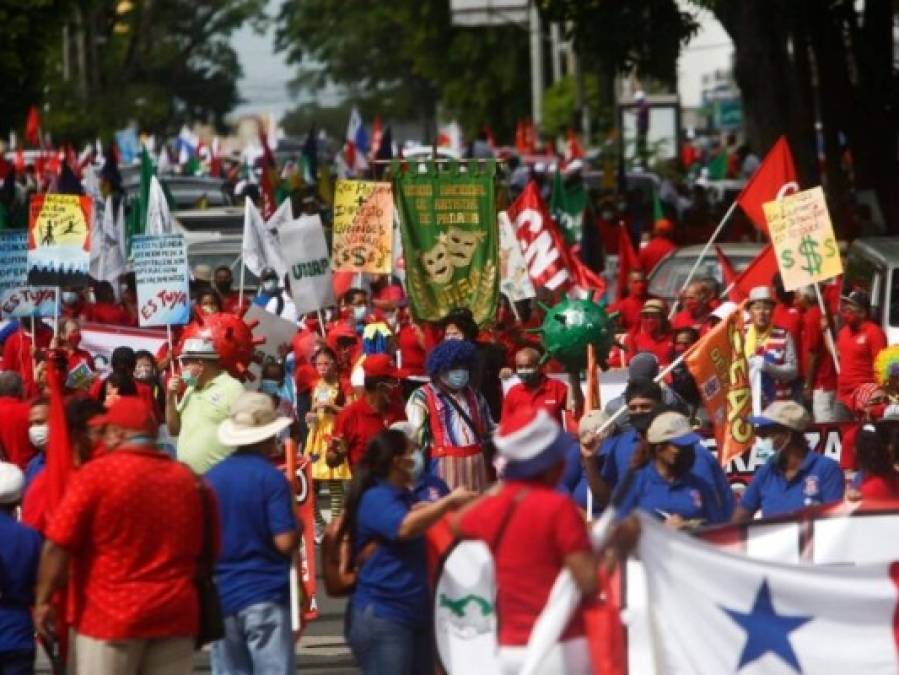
[275,0,531,140]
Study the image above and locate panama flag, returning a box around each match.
[344,107,369,173]
[638,512,899,674]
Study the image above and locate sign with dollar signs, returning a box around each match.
[331,180,394,274]
[763,186,843,291]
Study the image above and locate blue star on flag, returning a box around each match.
[721,579,812,673]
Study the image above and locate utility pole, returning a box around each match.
[529,1,544,128]
[549,22,562,83]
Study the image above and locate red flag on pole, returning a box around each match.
[715,245,744,301]
[616,225,642,302]
[258,131,278,220]
[727,244,779,300]
[25,106,41,147]
[565,128,585,162]
[735,136,799,234]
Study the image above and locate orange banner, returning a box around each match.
[283,440,319,625]
[685,307,754,465]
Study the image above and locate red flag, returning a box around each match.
[616,225,642,301]
[506,181,606,296]
[258,131,278,220]
[514,120,527,154]
[14,148,25,173]
[736,136,799,233]
[715,245,744,301]
[25,106,41,147]
[369,115,383,159]
[565,128,585,162]
[725,244,778,300]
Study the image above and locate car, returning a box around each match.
[841,237,899,344]
[647,242,765,304]
[124,175,233,209]
[173,206,244,234]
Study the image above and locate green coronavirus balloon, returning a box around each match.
[537,297,615,371]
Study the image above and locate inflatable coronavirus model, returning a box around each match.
[535,297,616,371]
[176,310,265,381]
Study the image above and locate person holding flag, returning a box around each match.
[744,286,800,410]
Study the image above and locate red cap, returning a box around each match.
[89,396,157,434]
[654,218,674,235]
[362,354,400,379]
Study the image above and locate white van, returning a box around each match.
[842,237,899,344]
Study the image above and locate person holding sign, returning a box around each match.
[744,286,800,411]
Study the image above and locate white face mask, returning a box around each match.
[29,424,48,449]
[353,306,368,322]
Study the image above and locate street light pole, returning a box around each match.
[529,1,544,129]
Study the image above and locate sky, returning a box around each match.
[229,1,734,124]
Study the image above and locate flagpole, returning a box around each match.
[165,324,175,376]
[813,282,841,375]
[315,310,327,338]
[668,200,739,319]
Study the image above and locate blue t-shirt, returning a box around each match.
[206,452,298,615]
[413,472,450,503]
[588,430,735,519]
[352,481,428,626]
[0,511,42,653]
[740,450,844,518]
[616,462,727,524]
[24,453,45,491]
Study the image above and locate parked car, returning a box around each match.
[841,237,899,344]
[124,175,233,209]
[647,242,765,304]
[173,206,244,234]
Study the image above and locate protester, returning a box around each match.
[839,382,888,471]
[602,353,689,430]
[34,397,211,675]
[56,317,94,375]
[342,429,473,674]
[874,345,899,404]
[83,280,133,325]
[744,286,799,409]
[733,401,844,520]
[500,346,571,424]
[254,266,298,323]
[836,290,887,410]
[638,218,676,274]
[23,399,49,487]
[406,339,495,492]
[89,346,138,404]
[0,318,52,397]
[0,461,41,675]
[620,298,674,367]
[609,270,652,332]
[198,289,224,315]
[617,412,728,528]
[207,392,299,675]
[166,336,244,473]
[133,349,165,421]
[668,327,703,419]
[331,354,405,470]
[671,281,712,331]
[797,285,838,422]
[772,274,803,350]
[0,372,33,470]
[851,423,899,499]
[389,420,451,503]
[214,265,247,315]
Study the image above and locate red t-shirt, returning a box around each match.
[45,447,207,640]
[860,473,899,500]
[772,304,803,354]
[21,469,49,533]
[624,330,674,367]
[836,320,887,403]
[501,377,569,424]
[396,324,426,377]
[332,397,405,466]
[801,305,836,391]
[608,295,646,332]
[1,326,53,396]
[82,302,135,326]
[671,309,709,332]
[638,237,676,274]
[0,396,33,469]
[458,482,591,646]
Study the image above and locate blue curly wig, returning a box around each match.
[426,339,478,377]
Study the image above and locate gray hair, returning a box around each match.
[0,372,23,399]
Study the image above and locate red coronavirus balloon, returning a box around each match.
[175,310,266,381]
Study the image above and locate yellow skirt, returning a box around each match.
[305,413,352,481]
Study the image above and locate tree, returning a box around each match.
[275,0,531,141]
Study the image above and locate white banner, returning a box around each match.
[282,214,335,315]
[498,211,535,302]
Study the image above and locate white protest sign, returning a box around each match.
[80,322,168,372]
[132,234,191,327]
[498,211,535,302]
[282,214,335,315]
[244,303,299,362]
[0,231,58,318]
[0,287,59,319]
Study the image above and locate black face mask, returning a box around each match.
[629,412,654,434]
[671,443,696,476]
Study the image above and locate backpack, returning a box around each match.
[321,514,378,597]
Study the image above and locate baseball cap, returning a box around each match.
[362,354,400,379]
[218,392,292,447]
[89,396,158,434]
[842,290,870,310]
[646,411,701,446]
[748,400,811,432]
[747,286,775,306]
[0,462,25,504]
[641,299,668,315]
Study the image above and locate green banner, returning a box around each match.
[394,160,498,325]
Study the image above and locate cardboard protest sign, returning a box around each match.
[282,214,335,315]
[0,231,58,318]
[27,193,92,286]
[244,303,299,362]
[132,234,191,327]
[0,287,58,319]
[395,160,499,324]
[763,186,843,291]
[498,211,535,302]
[332,180,393,274]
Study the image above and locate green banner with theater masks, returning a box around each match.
[394,160,498,325]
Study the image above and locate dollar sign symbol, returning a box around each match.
[798,235,822,275]
[781,249,794,269]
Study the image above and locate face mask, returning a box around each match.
[841,310,861,328]
[684,299,702,315]
[444,369,470,390]
[262,279,279,293]
[640,316,662,335]
[260,379,281,396]
[216,279,232,293]
[29,424,48,449]
[408,450,425,483]
[352,306,368,322]
[62,291,79,305]
[516,368,540,386]
[629,411,653,434]
[444,334,464,342]
[629,281,648,297]
[670,443,695,476]
[134,365,154,381]
[66,332,82,348]
[754,436,778,463]
[181,368,200,388]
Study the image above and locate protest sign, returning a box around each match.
[282,214,335,315]
[0,287,58,319]
[132,234,190,327]
[763,186,842,291]
[65,362,95,391]
[27,193,93,286]
[497,211,535,302]
[332,179,394,274]
[79,322,167,372]
[244,303,299,363]
[395,160,498,324]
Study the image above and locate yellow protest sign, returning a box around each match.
[763,186,842,291]
[331,180,393,274]
[27,193,93,286]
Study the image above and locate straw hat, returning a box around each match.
[218,392,292,446]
